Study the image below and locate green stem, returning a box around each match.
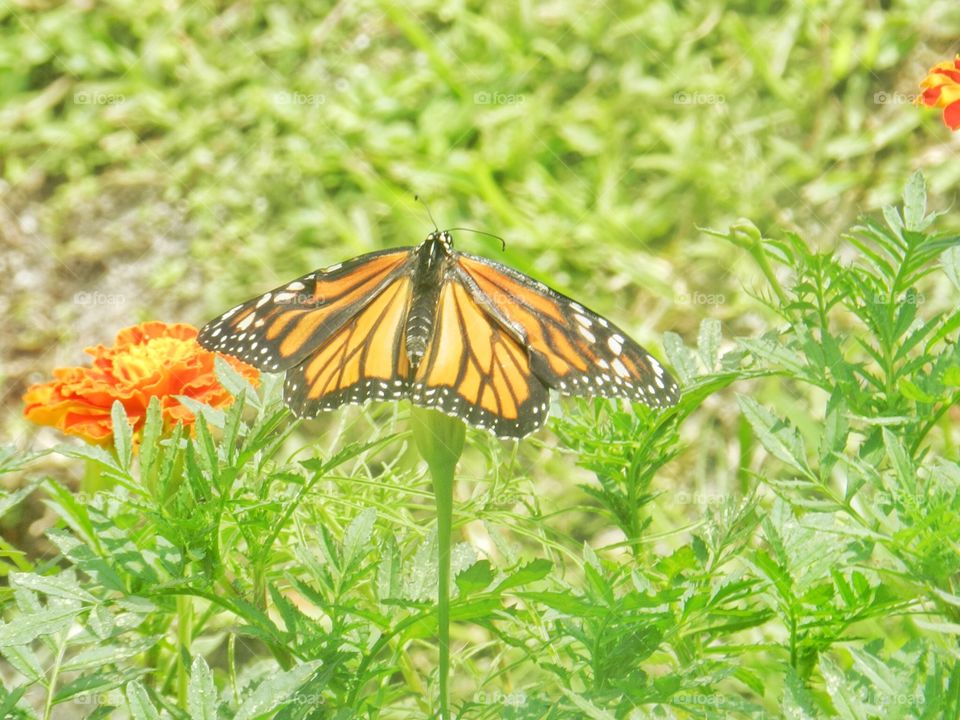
[411,406,465,720]
[41,632,68,720]
[177,594,193,708]
[433,459,453,718]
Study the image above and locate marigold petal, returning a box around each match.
[944,101,960,131]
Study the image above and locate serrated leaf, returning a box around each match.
[882,428,914,486]
[456,560,494,595]
[697,318,721,371]
[1,645,44,682]
[342,507,376,570]
[819,391,848,465]
[112,400,133,470]
[820,655,869,720]
[561,688,617,719]
[215,355,261,409]
[0,480,39,520]
[175,395,226,431]
[188,656,217,720]
[126,681,160,720]
[10,571,97,604]
[737,395,811,477]
[898,377,937,403]
[62,637,160,673]
[662,331,698,384]
[377,534,401,603]
[942,246,960,292]
[494,559,552,593]
[903,170,927,232]
[234,660,323,720]
[0,607,82,646]
[782,667,818,719]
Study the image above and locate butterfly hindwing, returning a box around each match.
[198,249,412,372]
[284,276,414,416]
[411,280,549,438]
[456,253,680,408]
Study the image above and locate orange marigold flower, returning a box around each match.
[23,321,259,445]
[918,56,960,131]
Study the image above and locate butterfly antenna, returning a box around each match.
[414,195,440,233]
[447,227,507,252]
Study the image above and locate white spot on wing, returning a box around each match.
[608,334,624,354]
[612,358,630,378]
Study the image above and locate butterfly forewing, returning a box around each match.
[456,253,680,408]
[198,249,412,372]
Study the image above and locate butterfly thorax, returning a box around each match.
[405,232,453,368]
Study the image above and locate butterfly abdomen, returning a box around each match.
[404,236,451,369]
[405,283,440,368]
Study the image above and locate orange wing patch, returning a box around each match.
[282,277,414,417]
[412,281,548,437]
[199,249,411,372]
[458,254,679,408]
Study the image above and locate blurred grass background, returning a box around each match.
[2,0,960,581]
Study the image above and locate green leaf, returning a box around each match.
[125,681,160,720]
[882,428,915,486]
[62,637,160,673]
[0,606,83,646]
[138,397,163,485]
[0,644,44,682]
[234,660,323,720]
[819,391,848,467]
[175,395,226,431]
[662,331,698,383]
[377,534,401,603]
[0,480,39,520]
[342,507,376,570]
[697,318,721,371]
[456,560,494,595]
[10,571,97,604]
[494,558,552,593]
[820,655,870,719]
[561,688,617,719]
[111,400,133,471]
[737,395,811,478]
[782,667,818,719]
[188,655,218,720]
[942,246,960,292]
[214,354,261,409]
[903,170,927,232]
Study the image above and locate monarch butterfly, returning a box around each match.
[198,231,679,438]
